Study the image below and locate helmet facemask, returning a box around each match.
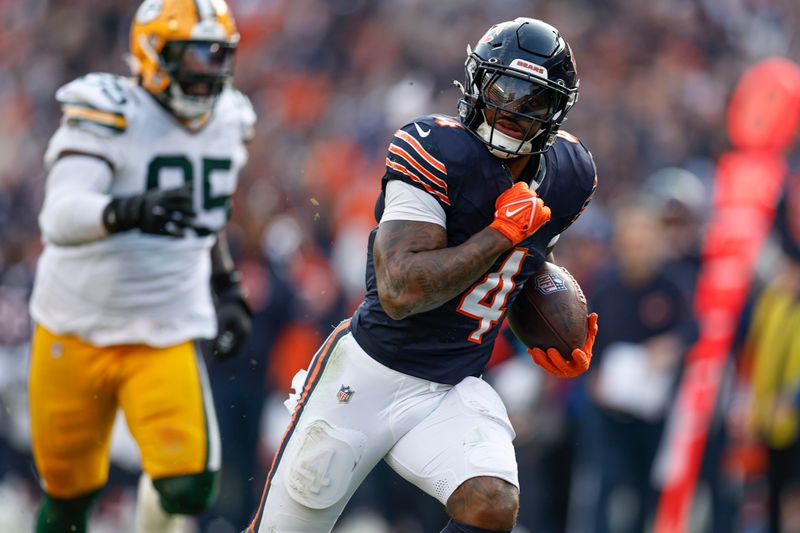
[460,50,576,158]
[158,40,236,119]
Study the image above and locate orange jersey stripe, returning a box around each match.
[388,144,448,192]
[386,159,451,205]
[394,129,447,174]
[247,320,351,533]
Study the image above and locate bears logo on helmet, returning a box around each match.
[457,18,580,159]
[130,0,239,120]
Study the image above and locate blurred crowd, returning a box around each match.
[1,0,799,531]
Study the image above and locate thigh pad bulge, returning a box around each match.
[283,420,367,510]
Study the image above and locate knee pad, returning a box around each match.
[36,489,100,533]
[283,419,367,510]
[153,471,218,515]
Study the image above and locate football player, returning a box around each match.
[27,0,255,532]
[246,18,598,533]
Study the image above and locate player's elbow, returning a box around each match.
[38,196,108,246]
[382,303,412,321]
[374,257,419,320]
[38,209,70,245]
[376,278,416,320]
[377,290,413,321]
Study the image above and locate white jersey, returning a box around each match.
[30,73,255,347]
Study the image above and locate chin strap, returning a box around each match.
[166,83,216,120]
[476,121,533,159]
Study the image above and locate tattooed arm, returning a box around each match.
[374,220,511,320]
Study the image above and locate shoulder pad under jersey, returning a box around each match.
[45,74,138,169]
[216,87,257,143]
[553,130,598,226]
[55,73,136,136]
[384,114,470,208]
[555,130,597,196]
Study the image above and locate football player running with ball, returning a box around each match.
[28,0,255,531]
[247,18,598,533]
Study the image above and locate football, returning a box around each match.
[507,262,588,356]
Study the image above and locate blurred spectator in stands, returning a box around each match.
[554,203,614,297]
[644,165,747,532]
[577,202,692,533]
[640,166,709,301]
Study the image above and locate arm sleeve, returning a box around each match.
[38,155,113,246]
[380,180,447,228]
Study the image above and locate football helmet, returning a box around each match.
[458,18,579,158]
[130,0,239,119]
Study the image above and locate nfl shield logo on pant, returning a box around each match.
[337,385,354,403]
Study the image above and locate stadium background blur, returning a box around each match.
[1,0,799,532]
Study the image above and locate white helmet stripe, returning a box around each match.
[194,0,216,21]
[190,0,230,40]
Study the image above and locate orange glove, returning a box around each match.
[529,313,598,378]
[489,182,551,245]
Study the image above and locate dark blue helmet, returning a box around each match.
[458,18,579,158]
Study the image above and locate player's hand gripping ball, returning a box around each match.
[489,182,551,245]
[528,314,597,378]
[506,262,597,378]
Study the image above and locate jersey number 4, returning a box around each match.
[456,248,528,343]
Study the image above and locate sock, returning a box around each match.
[440,518,512,533]
[35,489,100,533]
[134,473,190,533]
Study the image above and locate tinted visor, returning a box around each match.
[482,73,558,121]
[161,41,235,97]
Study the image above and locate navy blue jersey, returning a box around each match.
[351,114,597,384]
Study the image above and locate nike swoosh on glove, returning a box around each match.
[489,181,551,245]
[529,313,598,378]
